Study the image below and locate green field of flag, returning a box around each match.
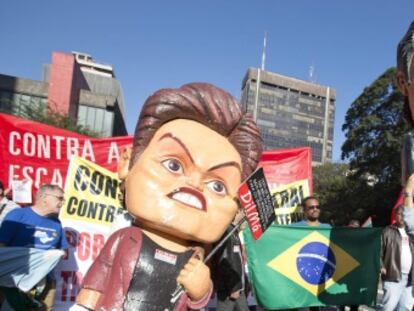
[244,225,381,309]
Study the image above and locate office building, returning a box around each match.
[0,51,127,137]
[241,68,335,165]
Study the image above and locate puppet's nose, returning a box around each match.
[186,172,203,190]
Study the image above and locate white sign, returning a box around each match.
[12,179,32,203]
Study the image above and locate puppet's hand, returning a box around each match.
[76,288,101,310]
[406,173,414,195]
[177,256,211,301]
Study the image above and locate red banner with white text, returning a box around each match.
[259,147,313,225]
[0,113,312,223]
[0,113,133,194]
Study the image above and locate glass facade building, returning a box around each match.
[241,68,335,165]
[0,90,47,117]
[0,74,49,119]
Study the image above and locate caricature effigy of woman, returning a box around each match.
[76,83,263,311]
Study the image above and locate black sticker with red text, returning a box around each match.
[238,167,275,240]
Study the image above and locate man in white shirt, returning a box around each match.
[380,205,414,311]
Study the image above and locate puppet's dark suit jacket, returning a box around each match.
[81,226,211,310]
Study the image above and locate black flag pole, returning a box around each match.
[204,215,246,262]
[170,215,247,306]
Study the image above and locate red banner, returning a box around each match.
[0,113,312,223]
[260,147,313,192]
[0,113,133,192]
[259,147,313,224]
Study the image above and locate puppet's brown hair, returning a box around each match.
[130,83,262,180]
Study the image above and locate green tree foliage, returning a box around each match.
[24,105,100,137]
[342,67,409,182]
[313,163,375,226]
[341,67,411,225]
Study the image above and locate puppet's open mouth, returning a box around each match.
[167,187,206,212]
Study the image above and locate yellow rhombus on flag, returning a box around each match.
[267,231,360,296]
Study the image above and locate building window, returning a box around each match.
[0,90,47,117]
[77,104,114,137]
[0,91,13,112]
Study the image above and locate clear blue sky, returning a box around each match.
[1,1,413,161]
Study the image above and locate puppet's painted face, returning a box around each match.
[125,119,242,243]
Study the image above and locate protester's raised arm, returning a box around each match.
[404,174,414,208]
[403,174,414,235]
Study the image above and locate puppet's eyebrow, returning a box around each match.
[208,162,241,173]
[158,133,194,163]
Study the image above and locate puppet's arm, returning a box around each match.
[76,231,121,310]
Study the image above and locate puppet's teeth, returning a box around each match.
[172,192,202,209]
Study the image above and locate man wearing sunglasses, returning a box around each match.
[0,184,68,310]
[0,184,67,249]
[293,196,331,228]
[289,196,331,311]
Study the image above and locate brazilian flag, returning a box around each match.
[244,225,381,309]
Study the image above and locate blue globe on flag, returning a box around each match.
[296,241,336,285]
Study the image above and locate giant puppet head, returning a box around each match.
[397,21,414,123]
[122,83,262,244]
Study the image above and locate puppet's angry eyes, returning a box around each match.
[162,158,228,197]
[162,158,184,174]
[206,180,227,196]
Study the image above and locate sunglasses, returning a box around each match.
[45,193,65,202]
[306,205,320,210]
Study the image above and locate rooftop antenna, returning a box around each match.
[261,32,267,71]
[253,32,267,121]
[309,62,316,83]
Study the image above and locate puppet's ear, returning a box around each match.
[118,146,132,180]
[397,70,409,96]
